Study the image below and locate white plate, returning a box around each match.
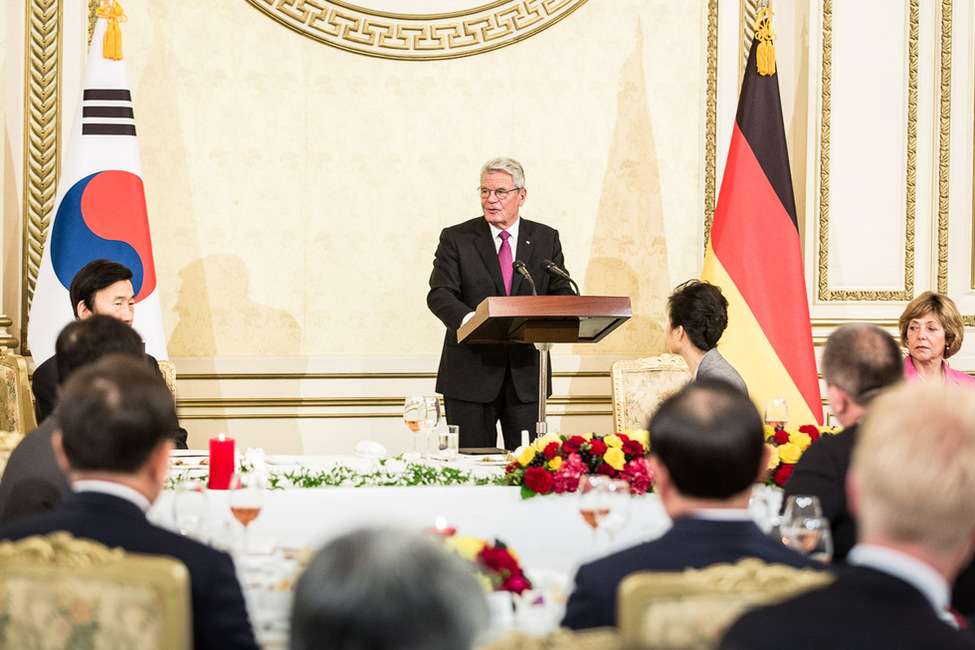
[265,455,302,466]
[471,457,510,467]
[170,449,208,458]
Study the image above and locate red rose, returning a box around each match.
[479,546,519,574]
[588,439,608,456]
[562,436,586,453]
[798,424,821,442]
[543,441,561,460]
[773,464,794,487]
[622,440,645,456]
[772,429,790,445]
[596,462,616,477]
[616,433,630,442]
[523,466,554,494]
[501,573,532,594]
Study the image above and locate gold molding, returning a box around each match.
[177,395,611,409]
[242,0,591,61]
[937,0,952,294]
[172,370,610,382]
[88,0,98,44]
[21,0,63,349]
[738,0,761,85]
[817,0,917,302]
[704,0,719,248]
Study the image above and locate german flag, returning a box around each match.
[701,16,823,425]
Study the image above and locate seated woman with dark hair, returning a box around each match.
[666,280,747,393]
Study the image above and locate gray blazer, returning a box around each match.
[696,348,748,394]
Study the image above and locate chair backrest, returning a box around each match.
[611,354,692,433]
[157,359,177,398]
[0,531,192,650]
[0,348,38,473]
[617,558,833,650]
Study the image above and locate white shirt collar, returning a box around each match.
[489,219,520,255]
[847,544,951,617]
[687,508,754,521]
[72,479,152,513]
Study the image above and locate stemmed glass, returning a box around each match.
[578,475,607,537]
[780,494,823,549]
[420,397,441,459]
[784,516,834,563]
[173,479,208,539]
[403,396,427,458]
[229,471,266,553]
[579,475,631,545]
[764,397,789,429]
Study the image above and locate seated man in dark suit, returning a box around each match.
[31,258,187,448]
[561,379,816,630]
[1,355,258,650]
[722,383,975,649]
[782,323,903,562]
[0,315,145,524]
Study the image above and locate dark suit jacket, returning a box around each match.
[0,418,69,525]
[782,423,858,561]
[721,564,975,649]
[0,492,259,650]
[561,516,818,630]
[427,217,573,403]
[32,353,188,448]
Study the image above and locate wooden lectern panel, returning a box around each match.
[457,296,631,345]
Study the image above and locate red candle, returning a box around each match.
[208,434,235,490]
[427,516,456,537]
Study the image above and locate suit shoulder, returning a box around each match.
[441,217,487,235]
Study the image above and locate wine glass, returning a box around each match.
[173,479,208,539]
[784,516,833,563]
[403,396,427,459]
[578,475,608,538]
[780,495,823,548]
[595,479,631,543]
[764,397,789,429]
[229,471,266,553]
[420,396,441,459]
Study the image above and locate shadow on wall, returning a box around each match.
[573,18,670,359]
[169,254,301,356]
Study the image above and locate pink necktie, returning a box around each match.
[499,231,513,295]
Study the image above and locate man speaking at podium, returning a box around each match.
[428,157,574,450]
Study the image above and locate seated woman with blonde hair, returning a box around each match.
[898,291,975,385]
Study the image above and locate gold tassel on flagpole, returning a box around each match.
[754,7,776,76]
[96,0,127,61]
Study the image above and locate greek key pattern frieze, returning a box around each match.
[817,0,916,302]
[21,0,63,344]
[243,0,590,60]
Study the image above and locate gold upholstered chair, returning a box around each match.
[611,354,692,433]
[0,531,192,650]
[0,347,38,475]
[617,558,832,650]
[477,627,623,650]
[157,359,177,399]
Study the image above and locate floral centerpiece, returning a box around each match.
[765,424,842,487]
[504,431,652,499]
[441,533,532,594]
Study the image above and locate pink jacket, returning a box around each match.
[904,356,975,386]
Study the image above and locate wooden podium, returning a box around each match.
[457,295,631,436]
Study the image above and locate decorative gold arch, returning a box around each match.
[242,0,591,61]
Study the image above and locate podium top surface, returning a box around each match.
[457,295,631,345]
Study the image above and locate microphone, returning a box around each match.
[512,260,537,295]
[543,259,580,295]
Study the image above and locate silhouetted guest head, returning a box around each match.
[69,259,135,324]
[54,314,145,387]
[55,355,176,475]
[666,280,729,352]
[649,379,765,500]
[822,323,902,407]
[291,528,488,650]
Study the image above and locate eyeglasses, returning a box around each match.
[478,186,523,200]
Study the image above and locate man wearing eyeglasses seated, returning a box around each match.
[427,157,575,450]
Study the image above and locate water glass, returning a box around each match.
[784,516,833,563]
[438,426,460,461]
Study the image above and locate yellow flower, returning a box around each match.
[517,446,536,466]
[778,442,802,465]
[763,424,776,440]
[604,434,623,449]
[789,431,812,451]
[535,432,561,450]
[627,429,650,449]
[581,432,594,441]
[548,456,563,471]
[604,447,626,471]
[765,443,780,469]
[443,535,485,562]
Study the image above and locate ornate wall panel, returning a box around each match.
[243,0,591,61]
[816,0,917,302]
[937,0,952,294]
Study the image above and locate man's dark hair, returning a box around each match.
[667,280,729,351]
[822,323,903,406]
[648,378,765,499]
[55,315,145,386]
[55,355,177,473]
[69,259,133,318]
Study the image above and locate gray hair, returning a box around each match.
[480,157,525,189]
[290,528,489,650]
